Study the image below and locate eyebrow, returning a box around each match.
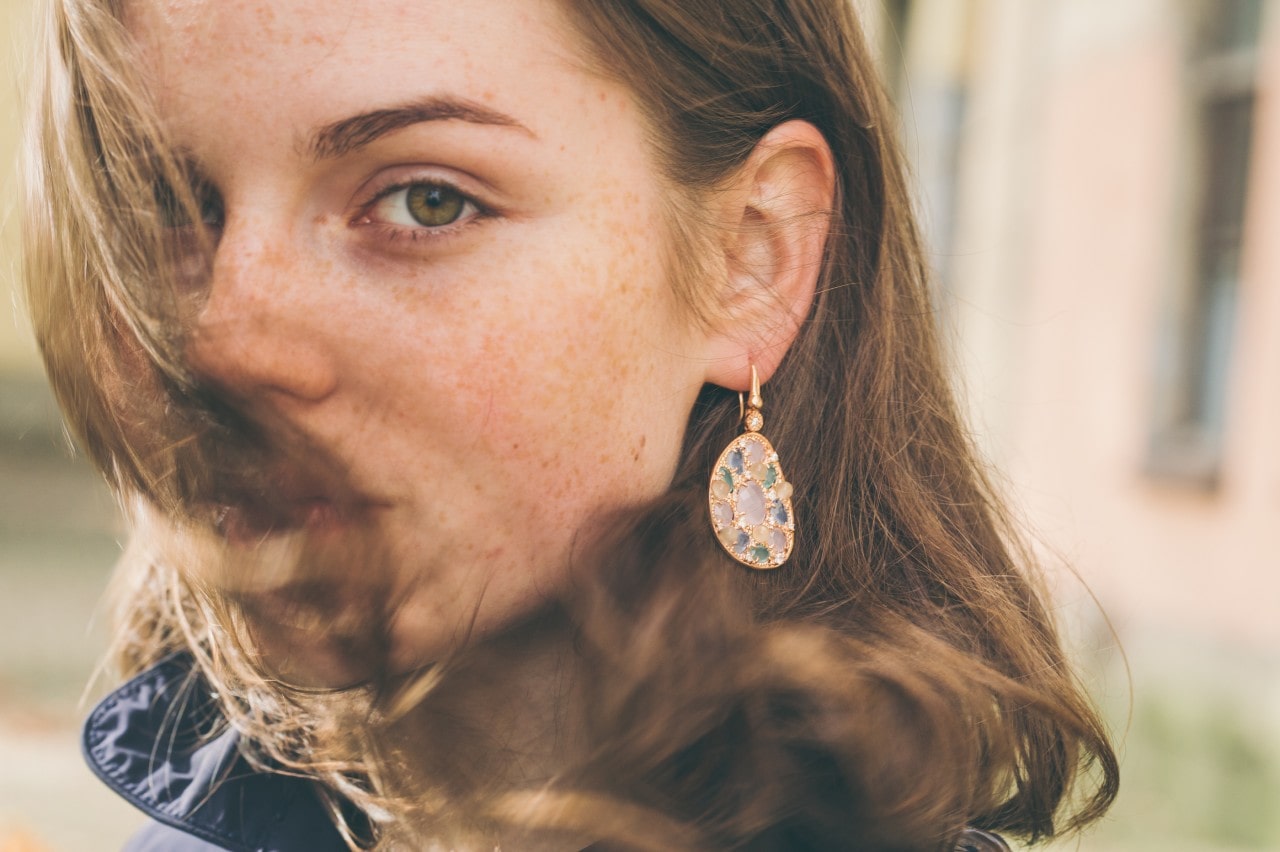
[305,96,533,160]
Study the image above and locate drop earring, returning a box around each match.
[708,365,795,569]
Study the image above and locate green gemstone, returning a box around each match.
[763,464,778,488]
[749,544,770,563]
[721,466,735,490]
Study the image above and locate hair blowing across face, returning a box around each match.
[24,0,1117,849]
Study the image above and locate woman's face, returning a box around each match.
[128,0,712,679]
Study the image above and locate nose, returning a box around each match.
[185,222,339,404]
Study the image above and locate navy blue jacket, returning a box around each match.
[85,655,1011,851]
[83,655,351,851]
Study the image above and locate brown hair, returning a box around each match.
[24,0,1117,849]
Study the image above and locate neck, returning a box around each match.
[385,605,591,850]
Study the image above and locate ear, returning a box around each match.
[700,120,835,392]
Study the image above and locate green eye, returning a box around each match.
[405,184,466,227]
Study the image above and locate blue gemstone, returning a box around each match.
[770,502,789,525]
[727,449,744,475]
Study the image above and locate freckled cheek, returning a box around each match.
[369,206,684,489]
[485,312,657,469]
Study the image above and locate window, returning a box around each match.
[1148,0,1264,485]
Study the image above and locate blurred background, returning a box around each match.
[1,0,1277,849]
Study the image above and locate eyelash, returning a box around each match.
[355,178,488,243]
[154,174,490,252]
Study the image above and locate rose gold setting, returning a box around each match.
[709,366,795,569]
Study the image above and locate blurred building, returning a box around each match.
[873,0,1280,847]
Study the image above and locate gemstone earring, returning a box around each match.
[708,365,795,569]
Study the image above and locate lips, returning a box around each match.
[198,448,387,544]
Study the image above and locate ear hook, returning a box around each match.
[738,364,762,424]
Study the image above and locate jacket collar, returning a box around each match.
[82,653,353,852]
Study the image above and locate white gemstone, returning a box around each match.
[769,528,788,555]
[736,481,765,526]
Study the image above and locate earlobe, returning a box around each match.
[702,120,835,392]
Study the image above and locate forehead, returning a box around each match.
[124,0,589,149]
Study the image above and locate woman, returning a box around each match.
[24,0,1118,849]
